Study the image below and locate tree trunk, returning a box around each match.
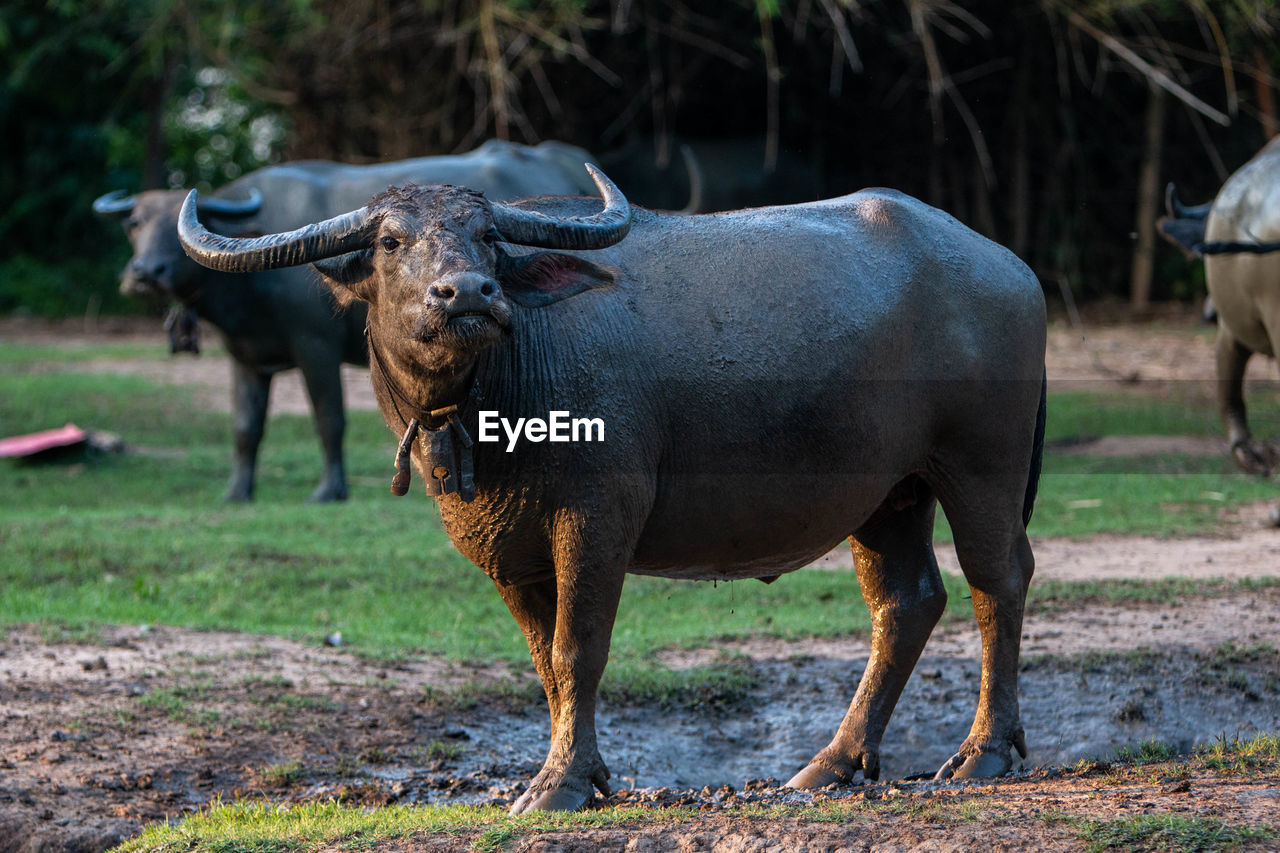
[142,50,177,190]
[1256,45,1277,141]
[1129,83,1166,316]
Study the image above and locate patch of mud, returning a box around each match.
[2,582,1278,850]
[1045,320,1277,388]
[1051,434,1229,457]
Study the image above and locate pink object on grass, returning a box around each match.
[0,423,88,458]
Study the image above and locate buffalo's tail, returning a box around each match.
[1022,369,1047,529]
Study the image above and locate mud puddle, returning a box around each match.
[2,582,1278,850]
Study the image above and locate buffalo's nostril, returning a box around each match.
[480,281,495,297]
[430,284,456,300]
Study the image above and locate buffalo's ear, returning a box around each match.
[313,250,376,304]
[496,251,617,308]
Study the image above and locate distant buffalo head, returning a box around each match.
[176,166,629,380]
[94,188,263,301]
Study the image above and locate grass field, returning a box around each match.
[4,340,1280,852]
[3,341,1279,665]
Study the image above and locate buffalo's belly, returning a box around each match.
[627,472,893,580]
[1207,255,1280,356]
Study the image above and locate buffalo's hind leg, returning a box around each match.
[787,478,947,789]
[932,472,1034,780]
[1216,327,1278,476]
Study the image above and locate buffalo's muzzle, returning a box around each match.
[427,272,501,317]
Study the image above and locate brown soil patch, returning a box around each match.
[3,580,1278,851]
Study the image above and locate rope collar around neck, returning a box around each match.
[365,325,479,502]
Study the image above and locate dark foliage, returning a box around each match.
[4,0,1279,315]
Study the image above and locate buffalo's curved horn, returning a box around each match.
[491,164,631,250]
[178,190,376,273]
[92,190,136,217]
[197,187,264,219]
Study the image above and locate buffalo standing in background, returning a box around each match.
[599,135,822,213]
[94,140,599,501]
[178,166,1046,811]
[1160,137,1280,478]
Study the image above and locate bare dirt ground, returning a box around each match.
[2,314,1280,851]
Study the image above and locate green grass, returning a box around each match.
[109,799,698,853]
[2,347,1277,673]
[1112,739,1180,766]
[107,793,1278,852]
[1197,733,1280,777]
[2,359,973,665]
[1075,814,1274,852]
[1028,577,1279,610]
[1046,386,1280,444]
[0,338,171,366]
[1026,385,1280,539]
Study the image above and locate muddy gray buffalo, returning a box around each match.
[94,140,599,501]
[1160,137,1280,476]
[178,166,1047,811]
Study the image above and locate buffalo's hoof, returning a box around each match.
[306,485,349,503]
[1231,440,1279,477]
[786,751,877,790]
[934,749,1012,781]
[935,729,1024,781]
[509,766,611,815]
[221,490,252,503]
[509,785,593,815]
[786,763,851,790]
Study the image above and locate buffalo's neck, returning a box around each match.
[471,300,656,456]
[371,347,480,430]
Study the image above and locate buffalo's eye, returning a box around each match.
[482,227,502,245]
[123,218,139,231]
[379,236,400,252]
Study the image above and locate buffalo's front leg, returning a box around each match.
[1216,327,1278,476]
[509,538,627,814]
[225,362,271,502]
[496,577,563,741]
[297,346,349,502]
[787,487,946,789]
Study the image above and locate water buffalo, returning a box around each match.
[94,140,599,501]
[177,167,1047,811]
[1159,137,1280,476]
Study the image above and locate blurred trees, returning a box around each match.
[4,0,1279,315]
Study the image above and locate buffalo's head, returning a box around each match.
[93,188,262,301]
[176,166,629,382]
